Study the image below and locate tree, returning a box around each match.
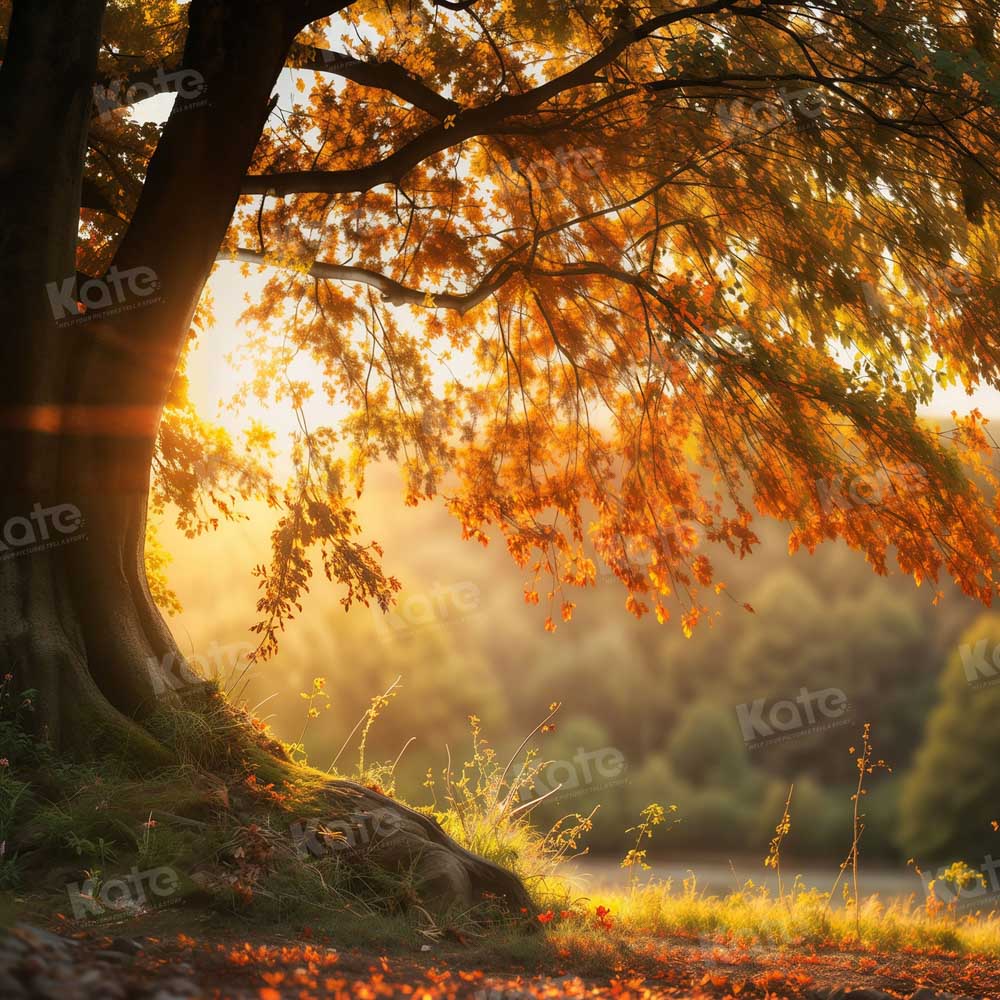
[1,0,999,903]
[667,700,748,787]
[899,614,1000,863]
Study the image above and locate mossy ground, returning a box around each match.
[3,687,1000,998]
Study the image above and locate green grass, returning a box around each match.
[5,688,1000,974]
[539,877,1000,958]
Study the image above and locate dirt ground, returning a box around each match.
[1,907,998,1000]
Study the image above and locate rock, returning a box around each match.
[317,781,534,917]
[92,949,131,963]
[148,979,200,999]
[11,924,75,956]
[110,936,143,954]
[811,992,895,1000]
[92,980,126,1000]
[30,975,86,1000]
[909,990,983,1000]
[0,934,29,959]
[20,953,49,977]
[0,970,27,998]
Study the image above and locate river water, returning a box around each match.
[564,854,930,907]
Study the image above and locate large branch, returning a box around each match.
[288,43,460,119]
[228,247,519,313]
[80,176,126,222]
[90,41,458,122]
[85,0,307,416]
[227,248,661,314]
[301,1,358,25]
[231,146,722,312]
[243,0,739,196]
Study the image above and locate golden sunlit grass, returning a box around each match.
[339,698,1000,963]
[534,879,1000,963]
[238,690,1000,969]
[7,682,1000,988]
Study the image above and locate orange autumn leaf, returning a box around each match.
[43,0,1000,668]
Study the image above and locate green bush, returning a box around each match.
[899,613,1000,862]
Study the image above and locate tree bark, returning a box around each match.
[0,0,534,916]
[0,0,175,755]
[0,0,304,751]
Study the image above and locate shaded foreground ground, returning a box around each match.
[2,910,998,1000]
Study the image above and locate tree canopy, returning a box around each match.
[12,0,1000,651]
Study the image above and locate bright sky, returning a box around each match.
[184,262,1000,452]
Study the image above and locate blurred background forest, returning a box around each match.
[153,444,1000,881]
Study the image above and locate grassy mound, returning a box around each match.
[3,683,1000,976]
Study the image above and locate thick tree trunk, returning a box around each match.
[0,0,535,917]
[0,492,196,758]
[0,0,299,753]
[0,0,187,756]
